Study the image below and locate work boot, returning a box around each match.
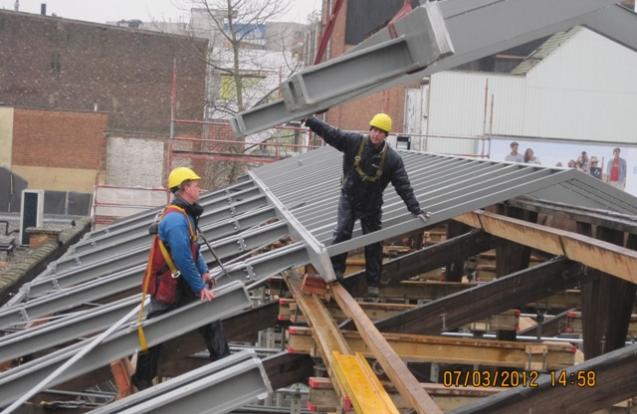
[131,374,153,391]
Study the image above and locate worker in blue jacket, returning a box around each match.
[304,113,430,295]
[132,167,229,390]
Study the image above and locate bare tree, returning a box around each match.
[180,0,295,185]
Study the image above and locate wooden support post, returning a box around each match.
[580,226,636,359]
[445,221,471,281]
[494,206,536,340]
[375,258,583,334]
[331,283,443,414]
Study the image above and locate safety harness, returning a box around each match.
[137,205,197,351]
[353,136,388,182]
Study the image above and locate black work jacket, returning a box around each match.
[306,116,421,215]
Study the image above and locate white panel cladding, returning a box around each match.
[408,28,637,154]
[524,28,637,142]
[407,71,525,156]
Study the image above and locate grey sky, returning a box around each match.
[0,0,322,24]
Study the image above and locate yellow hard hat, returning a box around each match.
[369,113,392,133]
[168,167,201,190]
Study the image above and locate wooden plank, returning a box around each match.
[287,327,576,370]
[454,210,637,284]
[452,343,637,414]
[331,283,443,414]
[375,258,583,335]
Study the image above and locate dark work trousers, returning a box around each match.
[331,194,383,286]
[132,292,230,388]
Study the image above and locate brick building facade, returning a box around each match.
[0,10,208,135]
[1,107,108,193]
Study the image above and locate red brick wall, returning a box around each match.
[12,108,108,169]
[321,0,408,133]
[0,10,207,135]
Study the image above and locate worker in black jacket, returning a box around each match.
[304,113,430,294]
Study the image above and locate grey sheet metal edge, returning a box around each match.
[248,170,337,282]
[95,357,271,414]
[88,350,267,413]
[231,0,618,137]
[0,281,252,407]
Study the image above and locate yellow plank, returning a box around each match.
[332,284,443,414]
[332,351,399,414]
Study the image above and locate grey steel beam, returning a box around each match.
[0,267,144,330]
[249,171,336,281]
[26,220,287,298]
[0,281,252,407]
[279,4,452,111]
[232,0,618,137]
[0,296,139,363]
[232,2,453,135]
[90,350,271,414]
[585,4,637,52]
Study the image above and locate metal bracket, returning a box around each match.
[244,264,256,281]
[525,344,549,371]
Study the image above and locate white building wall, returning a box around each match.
[422,71,526,156]
[413,28,637,149]
[524,28,637,142]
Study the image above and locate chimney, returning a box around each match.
[40,3,46,16]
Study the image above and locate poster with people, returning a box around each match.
[492,138,635,196]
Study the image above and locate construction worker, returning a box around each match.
[304,114,430,294]
[132,167,229,390]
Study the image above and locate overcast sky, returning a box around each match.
[0,0,322,24]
